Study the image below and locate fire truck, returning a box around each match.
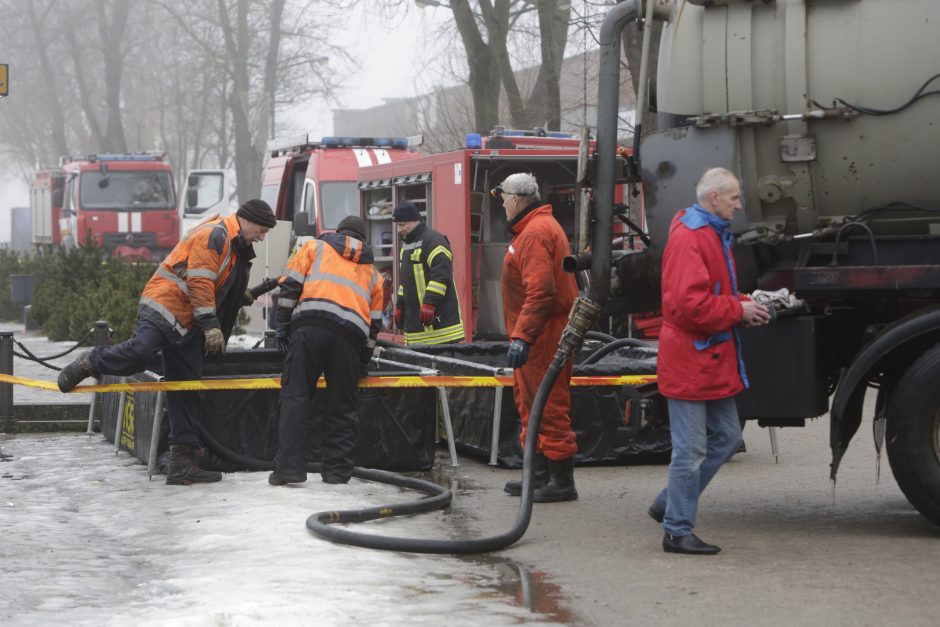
[29,153,179,260]
[355,129,637,341]
[260,135,423,236]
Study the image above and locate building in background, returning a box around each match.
[333,50,636,152]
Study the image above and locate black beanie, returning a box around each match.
[336,215,368,240]
[236,199,276,228]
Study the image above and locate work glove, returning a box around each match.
[394,307,404,330]
[204,328,225,356]
[507,338,530,369]
[275,324,290,353]
[243,290,255,306]
[419,303,436,325]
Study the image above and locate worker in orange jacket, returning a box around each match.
[57,200,275,485]
[497,173,579,502]
[269,215,384,486]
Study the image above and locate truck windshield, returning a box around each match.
[319,182,358,229]
[81,170,174,211]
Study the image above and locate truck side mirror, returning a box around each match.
[293,211,317,237]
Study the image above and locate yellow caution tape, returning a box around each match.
[0,372,655,393]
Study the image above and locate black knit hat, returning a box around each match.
[236,199,276,228]
[392,202,421,222]
[336,215,368,240]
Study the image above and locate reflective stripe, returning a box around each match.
[156,267,189,294]
[402,240,423,252]
[305,270,371,302]
[139,297,187,336]
[426,280,447,296]
[279,297,297,308]
[397,285,404,296]
[369,268,380,292]
[293,300,369,336]
[286,269,305,284]
[194,306,215,316]
[427,245,452,265]
[370,310,382,320]
[187,268,217,280]
[413,263,427,306]
[405,322,465,345]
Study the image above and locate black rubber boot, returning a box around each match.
[166,445,222,485]
[504,452,549,496]
[57,352,98,393]
[533,457,578,503]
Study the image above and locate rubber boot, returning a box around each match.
[166,445,222,485]
[504,452,549,496]
[57,352,98,393]
[533,457,578,503]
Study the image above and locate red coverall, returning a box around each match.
[501,204,579,461]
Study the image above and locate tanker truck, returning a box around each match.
[583,0,940,526]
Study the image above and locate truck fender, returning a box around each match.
[829,304,940,480]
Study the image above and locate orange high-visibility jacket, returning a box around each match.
[138,213,241,338]
[276,232,384,348]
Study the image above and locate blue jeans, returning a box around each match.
[88,320,205,447]
[653,397,742,536]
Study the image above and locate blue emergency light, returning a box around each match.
[320,136,409,149]
[465,133,482,149]
[87,154,159,162]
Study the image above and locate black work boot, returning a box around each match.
[57,352,98,393]
[166,445,222,485]
[504,452,549,496]
[533,457,578,503]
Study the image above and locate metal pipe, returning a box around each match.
[85,320,110,434]
[0,332,13,425]
[590,0,641,305]
[377,345,509,375]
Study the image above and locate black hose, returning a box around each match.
[585,330,617,343]
[305,352,567,553]
[581,337,654,365]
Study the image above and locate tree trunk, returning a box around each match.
[98,0,129,152]
[27,2,69,160]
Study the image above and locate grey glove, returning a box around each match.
[204,328,225,355]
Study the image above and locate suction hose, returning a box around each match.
[194,0,643,554]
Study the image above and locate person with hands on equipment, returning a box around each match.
[57,199,275,485]
[497,173,580,503]
[392,202,464,344]
[649,167,770,555]
[269,215,383,486]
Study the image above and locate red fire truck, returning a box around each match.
[356,129,638,342]
[259,135,423,235]
[29,153,179,260]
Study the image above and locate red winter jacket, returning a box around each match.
[658,205,749,401]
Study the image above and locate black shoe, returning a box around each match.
[57,352,98,393]
[321,474,350,485]
[662,533,721,555]
[504,453,549,496]
[735,440,747,455]
[533,457,578,503]
[648,504,664,523]
[166,445,222,485]
[268,471,307,486]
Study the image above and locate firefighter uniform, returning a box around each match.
[271,222,384,485]
[502,203,579,462]
[396,222,465,345]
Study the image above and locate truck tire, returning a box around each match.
[886,344,940,526]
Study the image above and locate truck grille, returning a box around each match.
[103,232,158,249]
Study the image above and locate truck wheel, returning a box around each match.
[886,344,940,526]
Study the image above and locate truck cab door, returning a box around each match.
[179,169,232,236]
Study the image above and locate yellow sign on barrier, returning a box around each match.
[0,372,656,394]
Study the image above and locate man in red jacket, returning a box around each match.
[498,172,579,502]
[649,168,771,554]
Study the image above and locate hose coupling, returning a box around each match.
[558,297,603,357]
